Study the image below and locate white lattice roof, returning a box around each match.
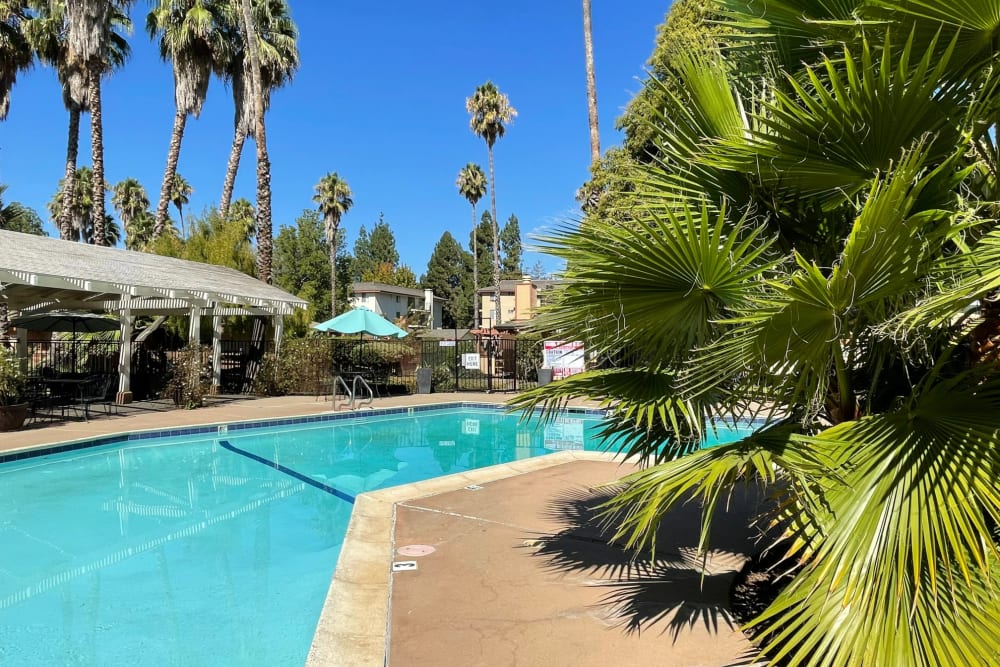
[0,230,306,315]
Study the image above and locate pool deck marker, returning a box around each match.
[218,439,356,504]
[392,561,418,572]
[397,545,436,557]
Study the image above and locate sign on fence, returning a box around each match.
[542,340,585,380]
[461,353,480,370]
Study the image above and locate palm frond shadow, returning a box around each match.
[527,484,767,642]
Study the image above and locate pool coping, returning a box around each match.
[305,449,624,667]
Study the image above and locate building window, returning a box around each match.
[395,295,400,303]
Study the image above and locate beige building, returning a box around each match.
[476,276,557,330]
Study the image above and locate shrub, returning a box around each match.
[163,345,211,409]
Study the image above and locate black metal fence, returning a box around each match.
[2,335,548,398]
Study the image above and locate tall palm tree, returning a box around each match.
[0,0,32,120]
[147,0,227,240]
[170,171,192,237]
[218,0,297,219]
[237,0,273,283]
[28,1,130,241]
[111,177,150,249]
[313,172,352,317]
[47,165,118,244]
[64,0,133,247]
[517,4,1000,666]
[466,81,516,327]
[582,0,599,164]
[456,163,487,327]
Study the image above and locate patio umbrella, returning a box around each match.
[312,307,408,338]
[10,311,120,373]
[10,311,120,334]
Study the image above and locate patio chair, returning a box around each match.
[23,377,52,424]
[71,374,115,422]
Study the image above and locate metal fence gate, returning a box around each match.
[419,336,544,393]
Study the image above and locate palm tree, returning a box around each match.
[227,196,255,241]
[581,0,599,164]
[0,0,32,120]
[466,81,516,326]
[47,165,117,244]
[237,0,273,284]
[456,163,487,327]
[218,0,297,219]
[111,177,150,249]
[170,172,192,237]
[313,172,352,317]
[516,5,1000,666]
[0,183,34,230]
[147,0,227,240]
[63,0,134,246]
[27,1,130,241]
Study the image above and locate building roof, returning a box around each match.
[476,278,561,295]
[0,230,307,315]
[352,281,438,300]
[415,328,473,340]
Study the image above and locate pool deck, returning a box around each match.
[1,392,762,666]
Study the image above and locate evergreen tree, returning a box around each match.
[423,231,474,328]
[500,213,522,277]
[353,213,408,285]
[273,209,350,323]
[471,210,494,289]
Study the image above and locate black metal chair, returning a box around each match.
[71,374,115,421]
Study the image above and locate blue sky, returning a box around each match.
[0,1,668,277]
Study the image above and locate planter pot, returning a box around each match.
[537,368,553,386]
[416,368,433,394]
[0,403,29,432]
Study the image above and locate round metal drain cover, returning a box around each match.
[397,544,436,557]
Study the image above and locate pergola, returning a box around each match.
[0,230,307,401]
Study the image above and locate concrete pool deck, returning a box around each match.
[1,392,762,666]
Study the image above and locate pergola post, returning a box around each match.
[211,312,223,395]
[273,311,284,356]
[117,309,133,404]
[188,306,201,345]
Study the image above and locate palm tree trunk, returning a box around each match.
[176,203,185,238]
[59,107,81,241]
[219,130,246,219]
[471,202,479,328]
[488,146,500,326]
[240,0,273,285]
[154,108,187,239]
[89,69,106,246]
[330,233,338,318]
[582,0,600,164]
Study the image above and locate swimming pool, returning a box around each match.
[0,404,753,665]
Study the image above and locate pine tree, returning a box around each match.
[423,231,474,328]
[500,213,522,277]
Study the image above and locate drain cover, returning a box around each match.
[397,544,436,557]
[392,561,418,572]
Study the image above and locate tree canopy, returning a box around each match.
[422,230,474,328]
[518,2,1000,665]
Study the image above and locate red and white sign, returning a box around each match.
[543,340,585,380]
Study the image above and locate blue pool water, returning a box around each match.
[0,406,753,665]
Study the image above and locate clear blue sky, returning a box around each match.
[0,1,669,277]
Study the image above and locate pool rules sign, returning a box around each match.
[542,341,585,380]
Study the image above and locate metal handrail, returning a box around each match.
[331,374,353,410]
[352,374,374,408]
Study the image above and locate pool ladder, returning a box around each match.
[332,374,375,410]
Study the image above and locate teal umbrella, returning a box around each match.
[312,307,408,338]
